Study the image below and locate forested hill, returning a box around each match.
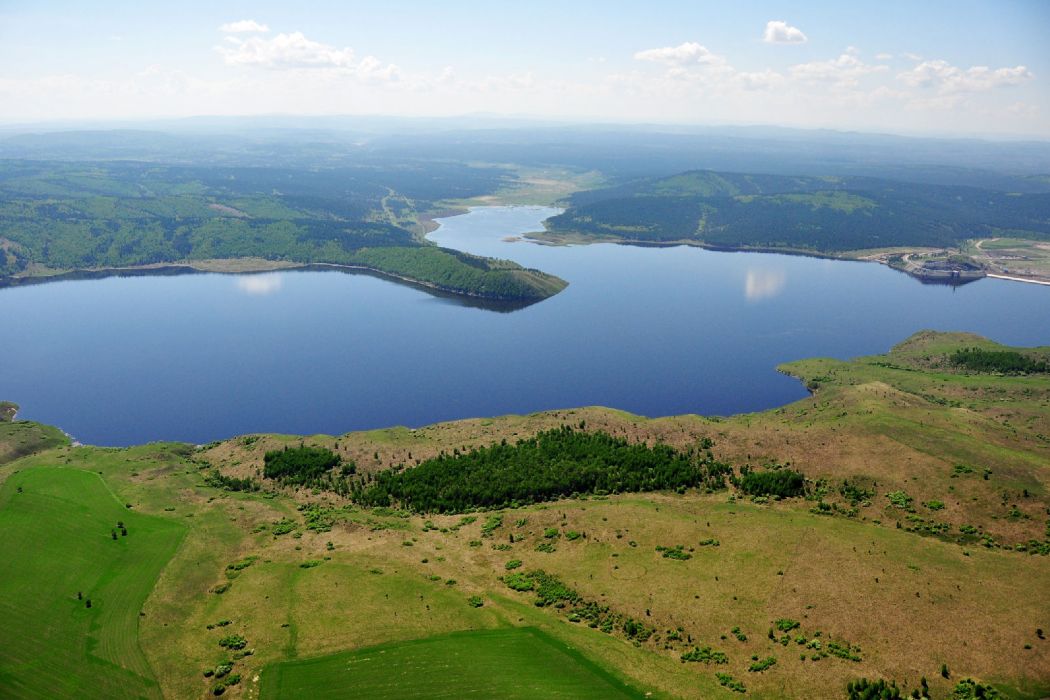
[545,170,1050,252]
[0,159,566,302]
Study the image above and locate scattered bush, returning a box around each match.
[951,678,1001,699]
[681,646,729,664]
[716,672,746,693]
[656,544,692,560]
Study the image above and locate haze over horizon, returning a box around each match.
[1,1,1048,139]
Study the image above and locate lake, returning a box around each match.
[3,205,1048,446]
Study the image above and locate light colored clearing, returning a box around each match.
[182,258,301,273]
[207,203,249,218]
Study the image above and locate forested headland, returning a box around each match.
[0,160,566,302]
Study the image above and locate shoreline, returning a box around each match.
[525,229,1050,287]
[986,273,1050,286]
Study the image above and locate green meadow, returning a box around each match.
[260,627,642,699]
[0,468,184,699]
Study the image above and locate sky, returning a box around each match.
[1,1,1048,138]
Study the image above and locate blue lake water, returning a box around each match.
[2,205,1048,446]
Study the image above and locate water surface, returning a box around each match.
[2,206,1047,445]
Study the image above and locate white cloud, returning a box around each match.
[218,31,357,69]
[875,52,893,61]
[1007,101,1038,117]
[903,52,923,62]
[219,19,270,34]
[634,42,725,67]
[898,60,1032,93]
[762,20,807,44]
[215,31,401,81]
[734,69,784,91]
[790,53,887,88]
[436,66,456,84]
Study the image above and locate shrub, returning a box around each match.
[951,679,1001,699]
[738,469,805,498]
[748,656,776,672]
[271,518,296,536]
[505,559,523,570]
[467,595,484,608]
[716,672,746,693]
[847,678,902,699]
[504,573,535,592]
[656,544,692,560]
[681,646,728,664]
[218,634,247,650]
[775,618,800,632]
[886,491,914,510]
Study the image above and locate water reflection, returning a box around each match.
[745,269,786,301]
[236,273,284,296]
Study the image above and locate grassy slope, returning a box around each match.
[0,467,184,699]
[260,627,642,699]
[1,331,1048,699]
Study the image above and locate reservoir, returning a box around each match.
[2,205,1048,446]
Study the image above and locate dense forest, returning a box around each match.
[949,348,1049,374]
[354,426,732,513]
[545,170,1050,252]
[0,160,566,301]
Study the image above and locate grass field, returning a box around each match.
[0,467,185,699]
[1,331,1048,698]
[259,627,642,699]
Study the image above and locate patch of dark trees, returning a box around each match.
[353,426,733,513]
[949,347,1048,374]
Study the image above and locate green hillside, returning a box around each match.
[545,170,1050,252]
[0,160,567,302]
